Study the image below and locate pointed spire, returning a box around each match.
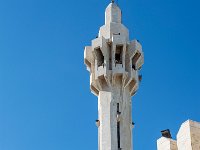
[105,2,122,24]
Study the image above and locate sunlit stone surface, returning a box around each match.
[84,2,144,150]
[157,120,200,150]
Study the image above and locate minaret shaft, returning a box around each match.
[98,85,132,150]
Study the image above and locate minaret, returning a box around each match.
[84,2,144,150]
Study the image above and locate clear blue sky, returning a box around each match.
[0,0,200,149]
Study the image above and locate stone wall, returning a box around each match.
[157,120,200,150]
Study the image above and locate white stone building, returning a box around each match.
[84,1,144,150]
[157,120,200,150]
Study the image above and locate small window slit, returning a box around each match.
[117,103,121,149]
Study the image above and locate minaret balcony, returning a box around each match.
[128,40,144,73]
[135,56,144,70]
[123,68,139,96]
[131,68,138,80]
[84,46,93,72]
[89,73,100,96]
[112,34,127,76]
[92,37,108,56]
[95,64,107,79]
[112,64,126,76]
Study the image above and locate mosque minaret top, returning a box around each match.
[105,2,122,24]
[99,2,129,41]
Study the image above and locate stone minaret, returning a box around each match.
[84,2,144,150]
